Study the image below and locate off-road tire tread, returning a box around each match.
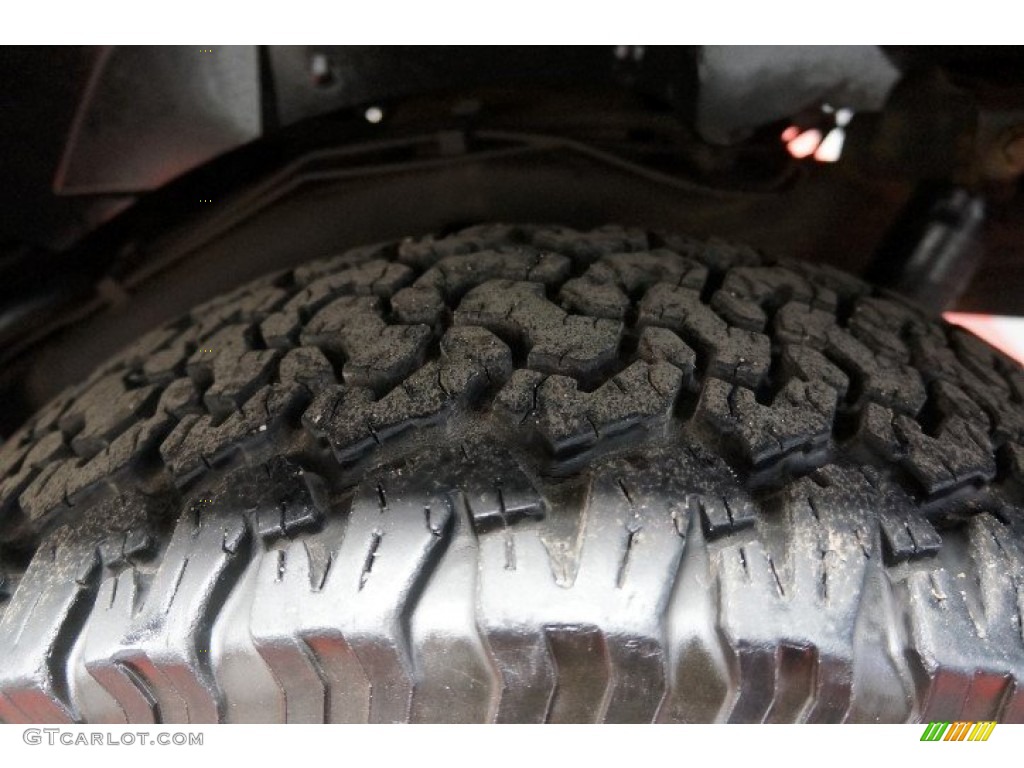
[1,223,1023,723]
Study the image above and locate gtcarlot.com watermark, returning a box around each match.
[23,728,203,747]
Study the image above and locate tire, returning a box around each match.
[1,223,1022,724]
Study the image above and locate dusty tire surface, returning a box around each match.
[1,223,1023,723]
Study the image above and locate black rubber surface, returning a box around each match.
[1,223,1023,723]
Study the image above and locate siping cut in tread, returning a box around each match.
[1,223,1023,723]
